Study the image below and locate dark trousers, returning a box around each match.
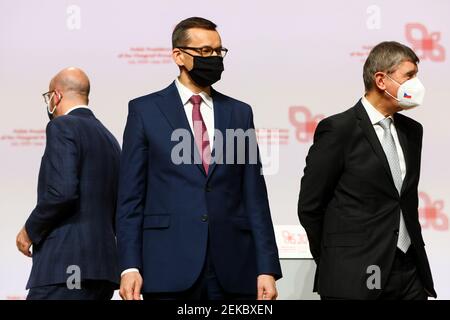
[321,248,428,300]
[27,280,115,300]
[378,248,428,300]
[143,237,256,300]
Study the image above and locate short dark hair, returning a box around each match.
[172,17,217,48]
[363,41,419,91]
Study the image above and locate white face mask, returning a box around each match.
[384,74,425,109]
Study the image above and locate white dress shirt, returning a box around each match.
[121,80,215,277]
[64,105,90,115]
[361,96,406,181]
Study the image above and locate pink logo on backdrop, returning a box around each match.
[256,128,290,145]
[289,106,324,143]
[419,192,448,231]
[405,23,446,62]
[282,230,308,245]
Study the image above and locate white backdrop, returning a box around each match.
[0,0,449,299]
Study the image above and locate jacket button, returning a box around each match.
[201,214,208,222]
[205,185,212,192]
[394,230,399,236]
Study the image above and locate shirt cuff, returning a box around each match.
[121,268,140,277]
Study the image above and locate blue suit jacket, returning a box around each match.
[116,82,282,295]
[25,108,121,289]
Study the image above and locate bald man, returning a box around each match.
[16,67,121,300]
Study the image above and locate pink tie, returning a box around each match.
[190,95,211,174]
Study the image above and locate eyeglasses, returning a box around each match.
[178,46,228,58]
[42,91,55,104]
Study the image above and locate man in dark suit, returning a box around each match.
[298,41,436,300]
[117,17,282,300]
[16,67,121,300]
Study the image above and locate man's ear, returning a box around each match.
[172,48,184,67]
[374,72,387,91]
[53,90,63,105]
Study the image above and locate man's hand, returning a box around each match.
[119,271,143,300]
[16,226,32,257]
[257,274,278,300]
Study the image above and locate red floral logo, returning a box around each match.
[405,23,446,62]
[289,106,324,143]
[419,192,448,231]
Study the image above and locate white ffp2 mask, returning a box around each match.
[385,75,425,109]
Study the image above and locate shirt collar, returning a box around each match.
[64,105,90,115]
[175,78,213,109]
[361,96,394,125]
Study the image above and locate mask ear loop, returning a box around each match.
[47,92,58,114]
[385,73,402,86]
[384,89,400,102]
[383,73,401,102]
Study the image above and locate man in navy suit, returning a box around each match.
[16,67,121,300]
[117,17,282,300]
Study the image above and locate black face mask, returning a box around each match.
[186,55,224,87]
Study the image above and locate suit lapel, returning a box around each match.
[206,89,232,181]
[355,102,398,193]
[155,82,206,176]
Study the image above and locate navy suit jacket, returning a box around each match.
[25,108,121,289]
[116,82,282,294]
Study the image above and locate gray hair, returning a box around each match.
[363,41,419,91]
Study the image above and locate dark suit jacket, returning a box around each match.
[298,100,436,299]
[116,82,282,295]
[25,108,121,289]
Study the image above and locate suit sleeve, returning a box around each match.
[25,119,80,245]
[243,107,282,280]
[116,102,148,273]
[412,122,423,215]
[297,118,344,263]
[417,122,423,180]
